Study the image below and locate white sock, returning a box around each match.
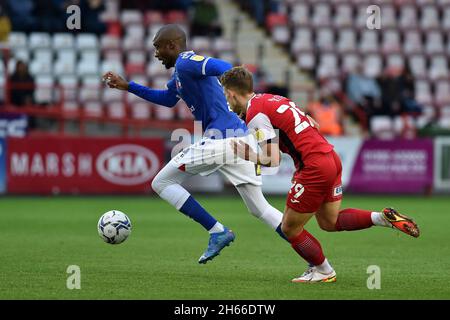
[208,222,225,234]
[371,211,390,227]
[315,258,334,274]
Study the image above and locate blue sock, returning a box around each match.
[276,223,288,241]
[179,196,218,231]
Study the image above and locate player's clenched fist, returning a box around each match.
[102,72,129,91]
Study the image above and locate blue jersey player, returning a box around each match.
[103,25,286,264]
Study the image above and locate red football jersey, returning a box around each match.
[245,93,334,170]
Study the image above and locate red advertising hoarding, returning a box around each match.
[6,137,164,194]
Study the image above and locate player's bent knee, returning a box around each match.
[151,176,167,195]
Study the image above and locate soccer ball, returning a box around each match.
[97,210,132,244]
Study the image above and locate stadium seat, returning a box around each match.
[145,11,164,26]
[212,38,233,53]
[103,88,124,103]
[442,7,450,30]
[34,75,54,104]
[54,50,76,76]
[415,80,433,104]
[165,10,188,24]
[429,55,449,80]
[297,52,315,71]
[120,10,143,26]
[53,33,75,50]
[316,28,334,51]
[337,29,356,53]
[317,53,338,77]
[380,5,396,28]
[291,28,312,53]
[153,104,175,120]
[311,3,331,27]
[355,5,370,29]
[8,32,27,49]
[101,60,124,76]
[147,62,171,78]
[191,37,211,52]
[12,48,30,62]
[408,55,427,78]
[272,25,290,45]
[386,54,404,70]
[266,13,288,30]
[403,31,423,54]
[290,2,309,26]
[131,102,152,120]
[123,34,145,51]
[100,34,121,50]
[76,34,99,50]
[425,31,445,54]
[29,49,53,75]
[359,30,379,53]
[333,4,353,28]
[29,32,51,50]
[58,75,78,102]
[103,50,123,62]
[363,54,383,77]
[341,54,361,73]
[399,6,418,30]
[62,101,80,116]
[84,101,103,118]
[435,81,450,105]
[125,24,145,40]
[421,6,440,30]
[382,30,401,53]
[108,101,126,119]
[370,116,395,139]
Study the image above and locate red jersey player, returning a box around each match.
[221,67,420,283]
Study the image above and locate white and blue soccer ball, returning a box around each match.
[97,210,132,244]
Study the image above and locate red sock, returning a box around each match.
[288,229,325,266]
[335,208,373,231]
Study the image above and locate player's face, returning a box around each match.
[153,40,177,69]
[224,88,245,117]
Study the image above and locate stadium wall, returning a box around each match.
[0,134,447,195]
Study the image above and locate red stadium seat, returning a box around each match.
[165,11,188,24]
[145,11,164,26]
[266,13,288,30]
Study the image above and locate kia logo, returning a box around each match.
[96,144,160,186]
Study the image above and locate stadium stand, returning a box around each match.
[237,0,450,138]
[0,0,236,135]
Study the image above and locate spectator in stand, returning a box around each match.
[0,4,11,43]
[307,89,344,136]
[190,0,222,37]
[81,0,106,35]
[378,67,403,117]
[345,64,383,131]
[9,60,35,106]
[398,63,422,114]
[6,0,36,32]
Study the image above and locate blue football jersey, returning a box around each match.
[168,51,247,138]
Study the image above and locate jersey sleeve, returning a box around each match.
[128,77,180,107]
[246,112,277,143]
[178,55,232,77]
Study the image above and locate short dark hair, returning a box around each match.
[220,66,253,95]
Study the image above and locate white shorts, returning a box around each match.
[170,134,262,186]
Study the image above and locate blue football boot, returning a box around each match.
[198,228,235,264]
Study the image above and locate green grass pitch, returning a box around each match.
[1,194,449,300]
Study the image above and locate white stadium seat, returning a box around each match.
[108,102,126,119]
[334,4,353,28]
[34,75,55,104]
[415,80,433,105]
[359,30,379,53]
[76,34,99,50]
[421,6,439,30]
[425,31,445,54]
[382,30,401,53]
[131,102,151,120]
[53,33,75,49]
[316,28,334,51]
[290,3,309,26]
[8,32,27,49]
[337,29,356,53]
[399,6,418,30]
[403,31,423,54]
[29,32,51,50]
[311,3,331,27]
[429,55,449,80]
[120,10,143,26]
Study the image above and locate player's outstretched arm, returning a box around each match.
[102,71,179,107]
[231,140,281,167]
